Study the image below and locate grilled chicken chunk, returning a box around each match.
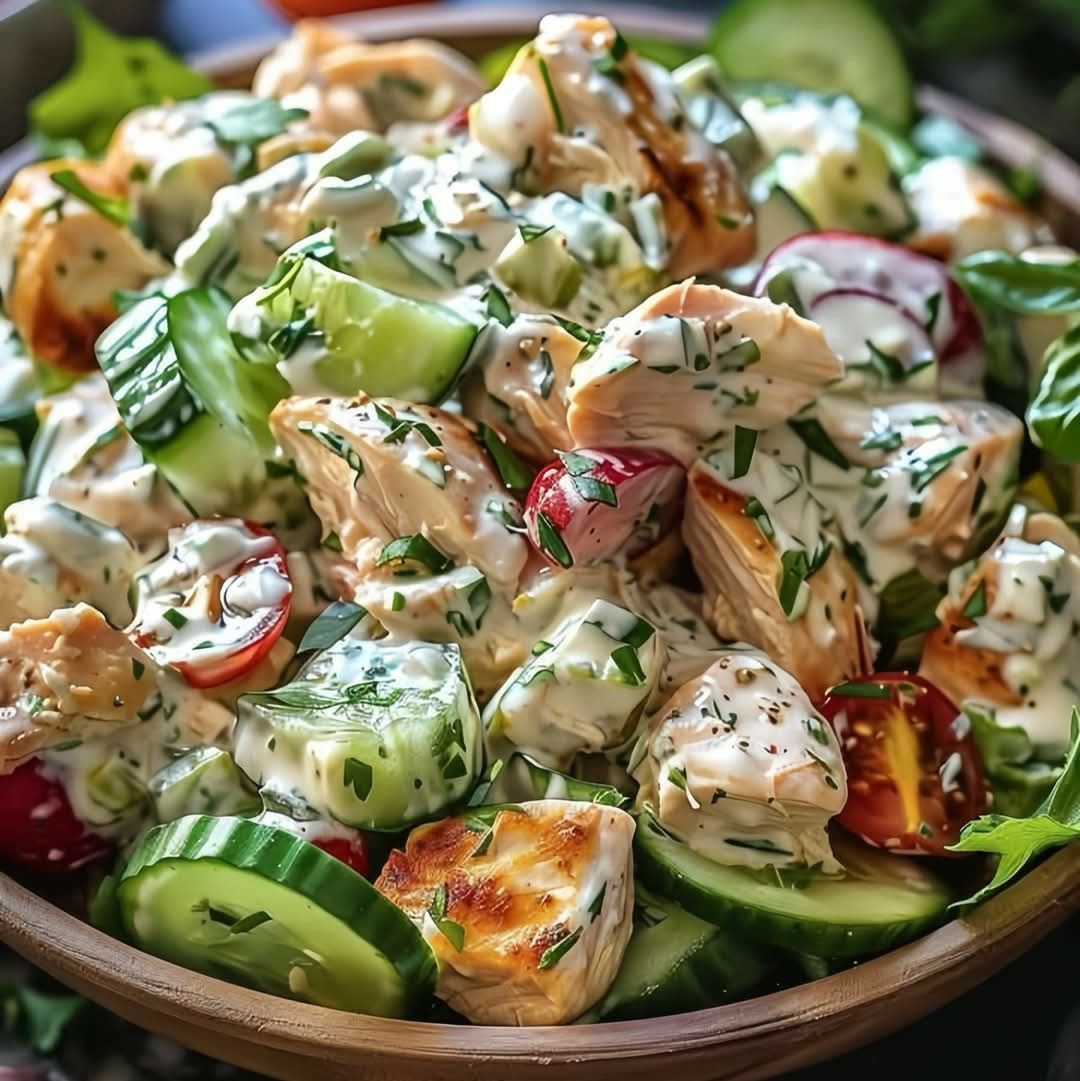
[0,160,168,370]
[253,20,484,137]
[903,157,1052,262]
[684,458,871,702]
[28,375,189,556]
[920,510,1080,758]
[376,799,635,1025]
[633,647,847,871]
[469,14,753,279]
[270,395,529,596]
[0,605,157,768]
[462,316,581,462]
[0,499,140,628]
[817,398,1023,588]
[566,282,844,464]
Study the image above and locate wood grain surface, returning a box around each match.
[1,8,1078,1079]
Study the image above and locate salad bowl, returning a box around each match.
[0,6,1079,1080]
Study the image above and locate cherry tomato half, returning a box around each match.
[129,519,292,690]
[524,447,685,568]
[819,673,989,856]
[0,760,112,873]
[312,834,371,878]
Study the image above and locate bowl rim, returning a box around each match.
[1,7,1079,1077]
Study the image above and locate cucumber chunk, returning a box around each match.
[591,888,771,1021]
[149,747,261,823]
[118,815,435,1015]
[710,0,914,129]
[236,637,483,831]
[96,289,282,515]
[230,237,477,403]
[635,815,952,958]
[673,56,763,174]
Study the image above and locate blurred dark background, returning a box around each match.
[0,0,1077,1077]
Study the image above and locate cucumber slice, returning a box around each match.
[96,289,279,515]
[149,747,261,823]
[0,429,25,522]
[710,0,913,129]
[236,637,483,831]
[118,815,435,1016]
[591,888,771,1021]
[673,56,764,174]
[635,815,952,958]
[231,240,477,403]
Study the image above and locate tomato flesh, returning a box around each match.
[819,673,989,856]
[312,834,371,878]
[130,519,292,690]
[0,760,111,873]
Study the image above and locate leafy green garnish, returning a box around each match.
[557,450,617,506]
[376,534,455,575]
[428,884,466,951]
[298,601,368,653]
[950,710,1080,907]
[536,55,565,134]
[3,986,84,1055]
[954,251,1080,315]
[477,423,534,493]
[827,680,891,699]
[1028,325,1080,461]
[535,512,573,568]
[343,756,373,801]
[731,425,757,479]
[49,168,132,229]
[538,925,583,970]
[30,0,212,154]
[787,417,850,470]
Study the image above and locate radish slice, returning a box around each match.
[810,289,936,383]
[755,230,981,365]
[524,447,685,567]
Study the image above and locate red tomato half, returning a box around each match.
[130,519,292,690]
[819,673,989,856]
[524,447,685,568]
[0,760,111,873]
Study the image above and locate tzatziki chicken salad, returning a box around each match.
[1,0,1079,1026]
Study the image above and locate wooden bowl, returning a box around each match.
[1,7,1079,1079]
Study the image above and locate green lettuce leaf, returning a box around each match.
[949,708,1080,907]
[30,0,211,155]
[955,251,1080,315]
[1027,324,1080,460]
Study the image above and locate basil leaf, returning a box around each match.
[955,252,1080,315]
[30,0,211,154]
[949,710,1080,908]
[1028,325,1080,461]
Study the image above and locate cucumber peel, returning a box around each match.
[118,815,436,1016]
[635,814,952,958]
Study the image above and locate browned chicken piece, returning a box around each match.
[566,281,844,465]
[376,799,635,1025]
[253,20,485,136]
[270,395,529,596]
[684,462,871,702]
[468,14,753,279]
[461,316,581,463]
[0,160,168,371]
[919,511,1080,758]
[0,605,156,769]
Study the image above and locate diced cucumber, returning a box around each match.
[231,242,477,403]
[484,752,631,809]
[495,228,583,309]
[235,637,483,831]
[0,430,25,522]
[96,289,282,514]
[673,56,763,174]
[710,0,914,129]
[590,888,771,1021]
[0,317,41,449]
[635,814,952,958]
[771,135,912,239]
[118,815,435,1015]
[149,747,261,823]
